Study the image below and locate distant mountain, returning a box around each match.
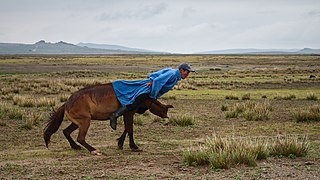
[296,48,320,54]
[77,42,161,53]
[0,40,166,55]
[196,48,320,55]
[1,40,319,55]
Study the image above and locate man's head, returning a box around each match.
[178,63,195,79]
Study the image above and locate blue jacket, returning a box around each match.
[112,68,181,106]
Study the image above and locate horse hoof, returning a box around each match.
[118,146,123,150]
[91,150,102,156]
[71,145,82,150]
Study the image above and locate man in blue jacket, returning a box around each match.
[109,63,195,130]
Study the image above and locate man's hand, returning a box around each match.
[147,81,153,87]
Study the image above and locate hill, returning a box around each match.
[196,48,320,55]
[77,42,160,53]
[0,40,165,55]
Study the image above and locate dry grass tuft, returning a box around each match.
[225,101,272,121]
[306,93,318,101]
[183,134,309,169]
[169,115,195,126]
[274,94,296,100]
[294,105,320,122]
[13,95,56,107]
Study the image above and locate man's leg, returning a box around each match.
[109,93,150,130]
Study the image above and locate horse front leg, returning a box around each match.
[124,114,141,152]
[117,129,127,150]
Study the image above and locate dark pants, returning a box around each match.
[126,93,151,111]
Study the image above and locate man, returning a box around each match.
[110,63,195,130]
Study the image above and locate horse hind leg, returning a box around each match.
[76,119,102,155]
[63,123,81,150]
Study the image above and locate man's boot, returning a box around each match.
[109,106,129,130]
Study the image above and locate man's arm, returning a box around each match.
[149,71,175,99]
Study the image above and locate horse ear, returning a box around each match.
[166,105,174,108]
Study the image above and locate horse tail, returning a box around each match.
[43,104,65,148]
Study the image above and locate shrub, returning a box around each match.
[274,94,296,100]
[60,94,69,102]
[184,136,264,169]
[161,95,176,100]
[8,110,23,120]
[1,87,20,95]
[242,93,251,100]
[225,94,239,100]
[0,102,24,120]
[294,106,320,122]
[20,124,33,130]
[221,104,228,111]
[183,148,210,166]
[13,95,56,107]
[225,111,239,118]
[169,115,194,126]
[270,135,309,157]
[306,93,318,101]
[243,102,271,121]
[224,101,271,121]
[183,134,309,169]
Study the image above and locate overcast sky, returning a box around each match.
[1,0,320,53]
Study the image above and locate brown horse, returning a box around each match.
[43,83,173,155]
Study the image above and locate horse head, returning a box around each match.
[147,99,174,118]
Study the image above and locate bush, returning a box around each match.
[169,115,195,126]
[13,95,56,107]
[294,106,320,122]
[224,101,272,121]
[274,94,296,100]
[60,94,69,102]
[161,95,176,100]
[225,111,239,118]
[306,93,318,101]
[225,94,239,100]
[242,93,251,100]
[183,134,309,169]
[243,103,271,121]
[270,135,309,157]
[183,149,210,166]
[221,104,228,111]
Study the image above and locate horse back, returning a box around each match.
[65,83,121,120]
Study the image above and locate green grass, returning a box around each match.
[170,88,320,100]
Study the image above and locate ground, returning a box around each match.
[0,55,320,179]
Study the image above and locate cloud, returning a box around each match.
[308,9,320,17]
[98,2,167,21]
[1,0,320,52]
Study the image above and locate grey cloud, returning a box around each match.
[181,7,197,17]
[98,2,167,21]
[308,10,320,16]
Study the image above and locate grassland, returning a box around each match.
[0,55,320,179]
